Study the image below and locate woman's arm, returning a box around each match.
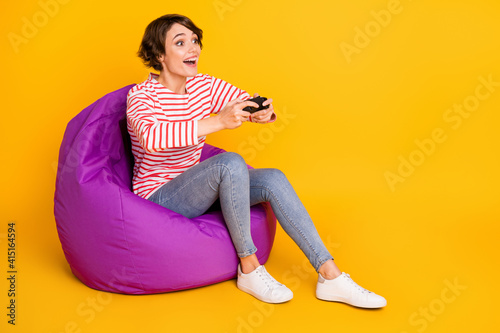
[127,92,199,152]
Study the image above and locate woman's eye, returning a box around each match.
[192,39,199,44]
[176,41,184,46]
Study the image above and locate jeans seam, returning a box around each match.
[221,163,250,256]
[219,162,256,258]
[251,184,323,267]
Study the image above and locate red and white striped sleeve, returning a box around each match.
[209,77,251,114]
[126,91,198,152]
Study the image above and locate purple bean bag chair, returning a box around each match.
[53,85,277,294]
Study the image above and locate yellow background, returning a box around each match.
[2,0,499,332]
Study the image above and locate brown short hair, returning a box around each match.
[137,14,203,71]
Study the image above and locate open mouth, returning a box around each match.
[183,57,197,66]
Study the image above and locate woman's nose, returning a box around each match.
[188,42,199,53]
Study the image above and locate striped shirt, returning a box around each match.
[126,73,251,199]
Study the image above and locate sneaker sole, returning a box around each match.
[316,292,387,309]
[237,282,293,304]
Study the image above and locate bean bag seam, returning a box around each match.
[117,187,146,291]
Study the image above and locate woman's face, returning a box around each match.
[160,23,201,78]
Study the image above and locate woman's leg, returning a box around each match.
[318,260,342,279]
[249,168,386,308]
[249,168,334,271]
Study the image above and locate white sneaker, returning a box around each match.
[237,265,293,303]
[316,272,387,308]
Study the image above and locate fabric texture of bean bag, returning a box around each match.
[53,85,277,294]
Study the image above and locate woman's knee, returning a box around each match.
[267,168,286,179]
[260,168,290,188]
[217,152,248,174]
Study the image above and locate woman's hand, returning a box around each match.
[217,98,257,129]
[197,95,274,137]
[247,93,275,124]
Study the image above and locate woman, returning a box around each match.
[127,14,386,307]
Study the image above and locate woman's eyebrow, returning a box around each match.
[173,33,186,40]
[173,32,198,41]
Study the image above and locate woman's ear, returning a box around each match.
[157,54,165,70]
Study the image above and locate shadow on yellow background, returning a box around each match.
[2,0,499,332]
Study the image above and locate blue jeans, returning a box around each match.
[148,152,333,271]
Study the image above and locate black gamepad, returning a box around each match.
[243,96,270,113]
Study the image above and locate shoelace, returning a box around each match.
[344,273,371,294]
[256,267,283,290]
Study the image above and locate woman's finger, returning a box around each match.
[239,99,259,111]
[262,98,273,106]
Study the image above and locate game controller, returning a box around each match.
[243,96,270,113]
